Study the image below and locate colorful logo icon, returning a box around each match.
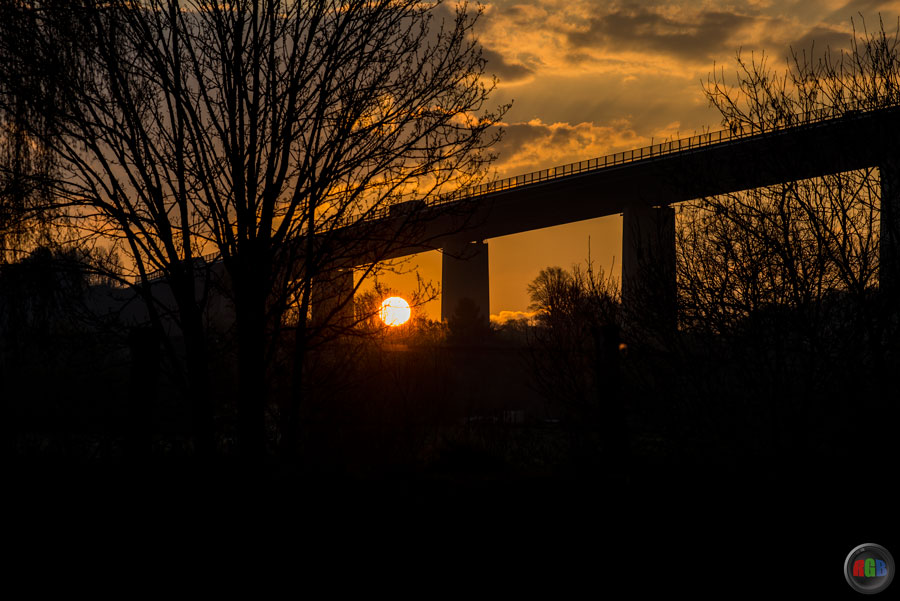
[845,544,894,594]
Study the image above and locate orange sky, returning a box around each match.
[370,0,900,322]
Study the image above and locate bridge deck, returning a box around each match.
[355,104,900,262]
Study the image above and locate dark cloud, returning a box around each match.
[491,121,552,158]
[563,51,595,65]
[487,118,654,175]
[825,0,896,25]
[566,8,758,63]
[486,1,549,27]
[481,47,534,83]
[550,126,579,146]
[787,25,854,55]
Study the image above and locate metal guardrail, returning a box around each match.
[140,250,220,284]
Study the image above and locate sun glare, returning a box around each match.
[380,296,411,326]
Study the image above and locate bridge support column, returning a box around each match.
[441,239,490,327]
[881,162,900,301]
[622,204,676,340]
[311,268,354,329]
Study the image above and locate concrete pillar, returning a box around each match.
[622,204,676,337]
[441,239,490,326]
[880,163,900,300]
[311,268,354,329]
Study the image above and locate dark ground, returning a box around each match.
[2,303,895,595]
[5,453,894,597]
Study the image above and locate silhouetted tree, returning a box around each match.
[673,16,900,456]
[0,1,506,461]
[0,246,102,457]
[693,16,900,326]
[0,59,58,264]
[524,262,623,468]
[526,266,579,323]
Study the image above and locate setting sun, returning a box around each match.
[379,296,411,326]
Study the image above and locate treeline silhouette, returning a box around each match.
[1,246,892,481]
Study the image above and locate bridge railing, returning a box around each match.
[139,251,221,285]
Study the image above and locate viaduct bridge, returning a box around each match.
[321,106,900,327]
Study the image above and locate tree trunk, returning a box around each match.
[283,318,308,462]
[234,262,268,462]
[126,326,158,463]
[176,293,215,460]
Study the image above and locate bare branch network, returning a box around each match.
[0,0,508,458]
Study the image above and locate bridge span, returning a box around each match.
[322,105,900,328]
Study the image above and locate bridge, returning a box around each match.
[316,104,900,328]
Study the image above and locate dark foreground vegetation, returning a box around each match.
[4,249,892,472]
[2,251,894,594]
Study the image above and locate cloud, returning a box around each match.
[481,47,534,84]
[824,1,898,25]
[489,117,684,176]
[566,7,759,64]
[787,25,855,55]
[490,310,537,325]
[473,0,900,177]
[476,0,900,79]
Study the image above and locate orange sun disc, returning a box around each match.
[379,296,411,326]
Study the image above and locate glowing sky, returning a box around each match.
[373,0,900,322]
